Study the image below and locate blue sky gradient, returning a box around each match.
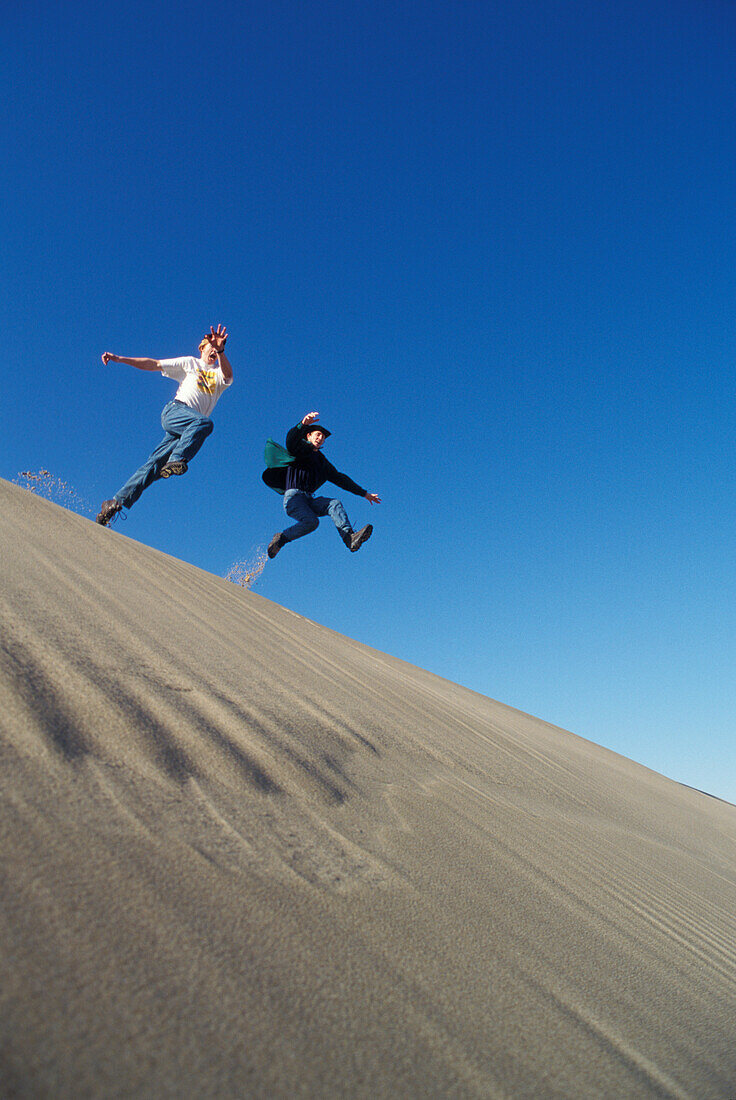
[4,0,736,802]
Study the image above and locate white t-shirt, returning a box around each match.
[159,356,233,417]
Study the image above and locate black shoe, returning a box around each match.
[268,532,285,559]
[160,460,188,478]
[96,499,122,526]
[349,524,373,552]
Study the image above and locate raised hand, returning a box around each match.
[101,351,117,365]
[205,323,228,353]
[302,411,320,426]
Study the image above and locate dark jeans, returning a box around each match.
[281,489,352,543]
[114,400,214,508]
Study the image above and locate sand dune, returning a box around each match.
[1,477,735,1098]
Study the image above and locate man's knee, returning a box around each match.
[285,502,319,531]
[296,513,319,533]
[198,417,214,437]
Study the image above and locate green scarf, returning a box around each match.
[264,438,294,468]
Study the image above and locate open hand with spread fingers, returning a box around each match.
[205,324,228,354]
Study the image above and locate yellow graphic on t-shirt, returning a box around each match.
[196,368,218,395]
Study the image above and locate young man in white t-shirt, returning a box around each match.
[96,324,233,525]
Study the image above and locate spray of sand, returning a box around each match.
[17,470,268,585]
[15,470,94,517]
[226,549,268,589]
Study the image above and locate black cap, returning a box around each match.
[305,424,331,438]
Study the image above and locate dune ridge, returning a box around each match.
[1,477,735,1098]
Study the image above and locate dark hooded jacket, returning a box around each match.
[262,422,367,497]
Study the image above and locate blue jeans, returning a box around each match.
[281,489,352,544]
[114,400,214,508]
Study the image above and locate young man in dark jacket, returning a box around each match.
[267,411,381,558]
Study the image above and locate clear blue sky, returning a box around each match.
[4,0,736,803]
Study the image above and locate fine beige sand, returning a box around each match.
[1,477,735,1099]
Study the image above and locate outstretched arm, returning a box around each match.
[101,352,160,371]
[324,461,379,500]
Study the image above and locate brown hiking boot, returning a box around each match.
[348,524,373,552]
[268,532,285,559]
[160,460,188,478]
[96,499,122,526]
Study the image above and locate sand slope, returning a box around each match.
[1,477,735,1099]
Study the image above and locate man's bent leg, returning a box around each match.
[281,490,320,543]
[311,496,353,542]
[163,402,214,464]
